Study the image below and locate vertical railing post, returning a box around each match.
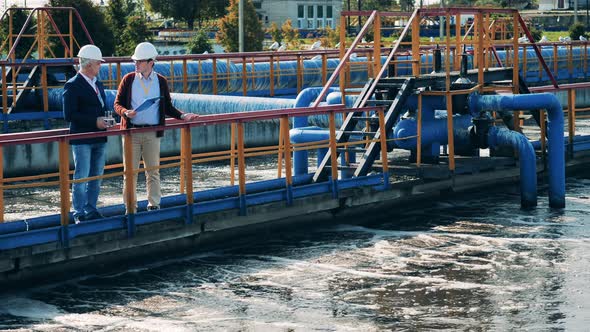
[230,123,236,186]
[378,108,389,189]
[339,15,347,99]
[237,122,247,215]
[373,14,381,76]
[270,55,275,96]
[181,125,194,224]
[169,60,175,92]
[296,54,303,93]
[446,92,455,172]
[568,88,576,158]
[455,13,462,71]
[58,138,70,248]
[212,58,218,95]
[69,10,74,58]
[280,116,293,205]
[277,117,284,178]
[242,56,247,96]
[411,12,421,76]
[58,138,70,226]
[182,59,188,93]
[179,129,186,194]
[123,132,136,237]
[328,111,339,198]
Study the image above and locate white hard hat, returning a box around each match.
[77,44,105,62]
[131,42,158,61]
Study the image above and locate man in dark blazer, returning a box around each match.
[62,44,109,224]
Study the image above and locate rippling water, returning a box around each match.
[1,175,589,331]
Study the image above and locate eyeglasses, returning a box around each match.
[133,59,152,64]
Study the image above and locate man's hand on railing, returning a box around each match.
[181,113,199,121]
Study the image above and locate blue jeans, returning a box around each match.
[72,142,106,217]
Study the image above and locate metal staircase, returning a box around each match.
[313,77,415,182]
[0,65,40,113]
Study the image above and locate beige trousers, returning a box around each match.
[123,131,161,212]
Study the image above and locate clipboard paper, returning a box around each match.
[135,96,162,112]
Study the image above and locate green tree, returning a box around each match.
[118,15,152,56]
[268,22,282,43]
[145,0,228,30]
[0,6,36,59]
[569,22,589,41]
[362,0,397,11]
[106,0,128,56]
[46,0,114,57]
[217,0,264,52]
[399,0,414,11]
[187,30,213,54]
[281,19,299,48]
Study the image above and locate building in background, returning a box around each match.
[253,0,342,30]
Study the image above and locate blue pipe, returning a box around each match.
[487,126,537,207]
[393,114,473,149]
[292,87,338,175]
[290,126,356,178]
[0,174,314,235]
[469,93,565,208]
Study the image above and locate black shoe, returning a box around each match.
[147,205,160,211]
[73,214,87,224]
[86,211,105,220]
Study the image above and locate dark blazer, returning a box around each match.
[114,72,184,137]
[62,73,107,145]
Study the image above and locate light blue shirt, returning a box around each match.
[131,71,160,125]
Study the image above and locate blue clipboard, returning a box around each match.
[135,96,162,112]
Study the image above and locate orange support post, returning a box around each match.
[281,117,292,185]
[411,13,421,76]
[179,129,186,194]
[183,59,188,93]
[212,58,218,95]
[328,111,338,181]
[237,123,246,190]
[230,123,236,186]
[297,55,303,94]
[123,133,136,214]
[242,56,247,96]
[42,64,49,112]
[373,14,381,76]
[181,126,194,205]
[277,118,284,178]
[58,139,70,226]
[568,89,576,152]
[512,13,520,94]
[237,122,247,214]
[378,109,389,174]
[446,93,455,172]
[270,55,275,97]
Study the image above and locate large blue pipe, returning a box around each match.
[487,126,538,207]
[469,93,565,208]
[292,87,338,175]
[393,114,473,149]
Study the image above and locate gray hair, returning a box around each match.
[79,57,97,69]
